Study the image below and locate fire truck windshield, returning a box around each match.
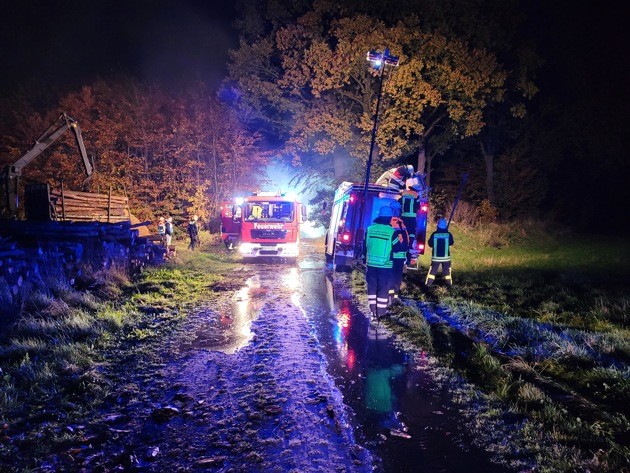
[245,202,295,222]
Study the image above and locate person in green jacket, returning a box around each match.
[364,206,405,318]
[425,218,454,286]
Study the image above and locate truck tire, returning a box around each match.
[333,255,349,272]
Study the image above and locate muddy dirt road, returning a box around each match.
[25,241,514,472]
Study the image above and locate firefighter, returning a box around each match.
[187,215,199,250]
[364,206,405,319]
[374,164,414,191]
[248,204,263,220]
[425,218,454,287]
[388,200,409,305]
[400,173,427,260]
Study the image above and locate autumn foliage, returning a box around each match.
[0,79,270,227]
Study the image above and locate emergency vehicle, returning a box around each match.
[324,181,429,270]
[221,192,306,262]
[220,201,241,249]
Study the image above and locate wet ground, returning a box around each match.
[157,240,510,472]
[18,240,516,472]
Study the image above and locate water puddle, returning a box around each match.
[299,262,510,473]
[186,275,265,354]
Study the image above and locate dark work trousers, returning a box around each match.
[366,265,394,317]
[389,258,406,304]
[188,236,198,251]
[402,215,416,250]
[425,260,452,286]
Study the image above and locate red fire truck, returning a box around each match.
[220,201,242,250]
[221,192,306,262]
[324,181,429,271]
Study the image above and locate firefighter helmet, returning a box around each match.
[437,218,448,229]
[406,164,414,175]
[378,206,393,217]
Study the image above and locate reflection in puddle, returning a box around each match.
[302,271,508,473]
[281,267,301,290]
[189,275,264,354]
[191,266,305,355]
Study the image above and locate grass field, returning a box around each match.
[0,235,243,469]
[389,221,630,472]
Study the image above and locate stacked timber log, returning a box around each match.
[50,188,131,223]
[0,219,164,311]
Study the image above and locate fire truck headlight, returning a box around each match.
[239,243,253,254]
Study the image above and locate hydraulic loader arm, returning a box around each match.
[2,113,93,218]
[9,113,93,177]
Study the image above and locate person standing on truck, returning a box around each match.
[187,215,199,251]
[425,218,454,287]
[400,176,423,258]
[364,206,405,319]
[374,164,414,191]
[388,200,409,305]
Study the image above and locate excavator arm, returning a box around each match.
[2,113,94,218]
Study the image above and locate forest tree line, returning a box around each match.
[0,79,270,227]
[0,0,628,232]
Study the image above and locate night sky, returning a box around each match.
[0,0,238,94]
[2,1,627,115]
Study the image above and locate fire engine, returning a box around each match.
[221,192,306,262]
[220,201,241,250]
[324,181,429,271]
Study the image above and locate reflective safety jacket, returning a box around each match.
[365,218,398,268]
[428,231,454,262]
[400,190,419,218]
[389,217,409,260]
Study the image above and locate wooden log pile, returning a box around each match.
[0,219,165,311]
[50,188,131,223]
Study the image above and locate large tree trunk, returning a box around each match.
[426,153,433,187]
[416,145,426,176]
[479,140,495,203]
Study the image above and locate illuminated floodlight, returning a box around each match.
[366,48,399,70]
[235,197,244,205]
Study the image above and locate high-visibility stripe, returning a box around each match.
[432,256,451,262]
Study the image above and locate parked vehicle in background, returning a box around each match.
[221,201,241,250]
[222,192,307,263]
[325,181,429,271]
